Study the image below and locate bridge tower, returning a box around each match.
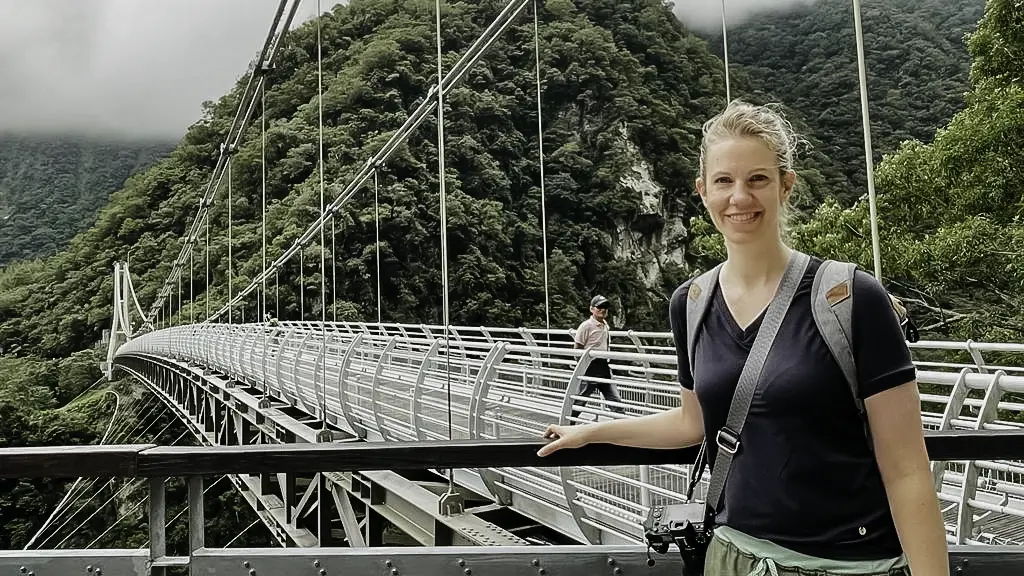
[104,260,149,380]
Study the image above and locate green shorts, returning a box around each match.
[705,526,910,576]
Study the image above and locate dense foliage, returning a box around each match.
[0,351,102,548]
[791,0,1024,344]
[714,0,986,204]
[0,136,172,264]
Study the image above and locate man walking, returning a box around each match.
[570,295,625,421]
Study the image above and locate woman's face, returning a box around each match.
[696,136,794,247]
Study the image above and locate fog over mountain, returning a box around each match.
[671,0,819,33]
[0,0,814,140]
[0,0,343,140]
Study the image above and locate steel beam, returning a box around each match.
[116,354,530,549]
[0,550,149,576]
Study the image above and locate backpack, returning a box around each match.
[683,256,919,448]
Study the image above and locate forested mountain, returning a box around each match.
[0,0,1018,551]
[791,0,1023,342]
[0,136,172,265]
[706,0,986,204]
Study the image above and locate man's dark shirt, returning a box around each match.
[668,256,917,560]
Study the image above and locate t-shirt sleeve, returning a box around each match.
[851,269,917,399]
[669,281,694,390]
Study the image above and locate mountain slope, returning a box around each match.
[0,136,172,264]
[0,0,727,358]
[706,0,985,204]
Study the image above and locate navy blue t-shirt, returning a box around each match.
[668,256,917,560]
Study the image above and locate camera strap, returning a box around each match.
[698,250,810,520]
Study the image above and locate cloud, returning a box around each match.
[0,0,343,141]
[0,0,816,141]
[670,0,820,34]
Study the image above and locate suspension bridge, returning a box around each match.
[4,0,1022,574]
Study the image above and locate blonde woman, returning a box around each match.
[540,101,948,575]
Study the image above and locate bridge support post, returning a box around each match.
[189,476,205,559]
[149,477,167,576]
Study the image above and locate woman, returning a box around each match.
[538,101,948,575]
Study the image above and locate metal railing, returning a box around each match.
[115,322,1024,547]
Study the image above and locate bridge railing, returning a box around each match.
[4,438,1024,575]
[117,322,1024,547]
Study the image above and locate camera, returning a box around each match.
[643,502,712,576]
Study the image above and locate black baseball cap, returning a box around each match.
[590,295,610,309]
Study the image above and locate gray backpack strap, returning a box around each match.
[704,251,810,516]
[685,264,723,377]
[811,260,868,443]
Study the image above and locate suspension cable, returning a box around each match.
[224,519,262,547]
[262,83,268,321]
[190,248,194,325]
[300,249,305,319]
[205,212,211,320]
[852,0,882,280]
[24,390,121,550]
[532,0,549,331]
[434,0,458,500]
[316,0,329,427]
[720,0,730,102]
[205,0,533,322]
[374,168,382,324]
[332,218,337,323]
[434,0,452,441]
[228,154,234,323]
[35,400,167,549]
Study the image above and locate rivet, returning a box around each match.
[19,568,26,574]
[313,560,321,568]
[614,568,623,575]
[243,561,251,568]
[385,560,393,568]
[250,570,257,576]
[391,570,399,576]
[607,558,616,566]
[465,570,472,576]
[531,559,540,567]
[86,568,93,574]
[92,571,98,576]
[538,569,547,575]
[320,570,327,576]
[457,559,465,567]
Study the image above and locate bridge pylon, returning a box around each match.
[104,260,149,380]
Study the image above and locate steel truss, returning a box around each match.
[116,354,537,550]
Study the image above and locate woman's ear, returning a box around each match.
[695,177,706,203]
[781,170,796,201]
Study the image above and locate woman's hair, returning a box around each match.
[698,100,807,235]
[698,100,803,178]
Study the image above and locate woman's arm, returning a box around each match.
[537,388,704,456]
[865,380,949,576]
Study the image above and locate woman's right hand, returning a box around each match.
[537,423,591,457]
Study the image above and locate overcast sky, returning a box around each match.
[0,0,813,141]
